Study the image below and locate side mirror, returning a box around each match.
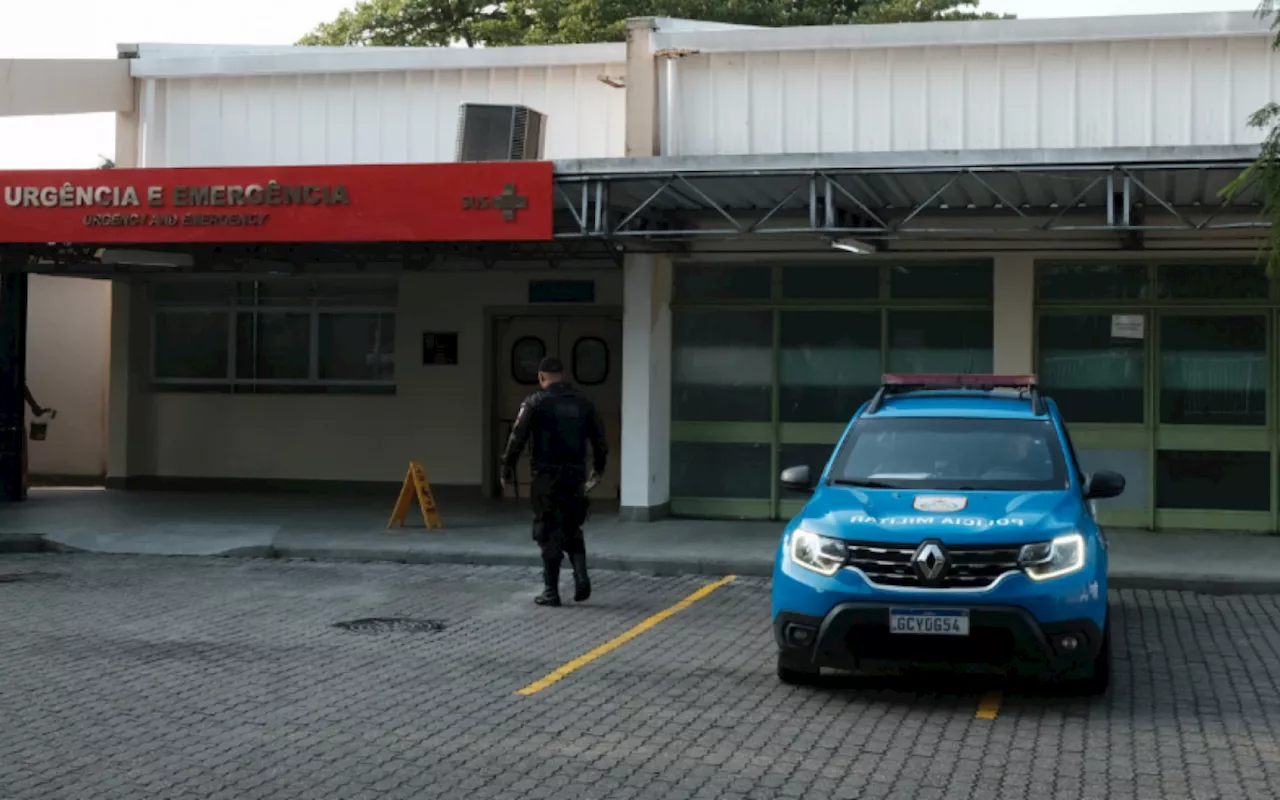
[1084,470,1126,500]
[780,465,814,494]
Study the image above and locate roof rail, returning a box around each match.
[865,373,1044,416]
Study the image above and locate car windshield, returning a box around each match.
[827,416,1070,492]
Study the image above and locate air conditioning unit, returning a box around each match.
[455,103,547,162]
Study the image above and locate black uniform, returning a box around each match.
[500,360,608,606]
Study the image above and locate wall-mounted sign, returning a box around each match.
[422,332,459,365]
[0,162,554,244]
[1111,314,1144,340]
[529,280,595,303]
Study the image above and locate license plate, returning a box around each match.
[889,608,970,636]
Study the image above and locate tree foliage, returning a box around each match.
[298,0,1010,48]
[1225,0,1280,274]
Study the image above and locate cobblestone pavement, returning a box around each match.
[4,555,1280,800]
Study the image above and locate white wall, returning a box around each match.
[619,253,672,517]
[144,65,627,167]
[127,267,622,486]
[667,36,1280,156]
[25,275,111,478]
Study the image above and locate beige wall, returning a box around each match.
[114,268,622,486]
[24,275,111,478]
[85,241,1267,492]
[993,255,1035,374]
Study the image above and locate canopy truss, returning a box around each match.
[550,151,1269,242]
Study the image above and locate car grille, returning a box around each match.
[844,542,1023,589]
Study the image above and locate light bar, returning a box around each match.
[868,374,1044,416]
[882,373,1038,388]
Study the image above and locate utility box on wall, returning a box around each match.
[455,104,547,162]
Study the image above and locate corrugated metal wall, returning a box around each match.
[669,36,1280,155]
[145,65,626,167]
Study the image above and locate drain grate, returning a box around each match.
[333,617,447,634]
[0,572,65,584]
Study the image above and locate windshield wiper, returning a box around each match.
[832,479,897,489]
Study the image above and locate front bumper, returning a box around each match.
[775,602,1104,677]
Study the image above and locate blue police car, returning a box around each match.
[771,374,1125,695]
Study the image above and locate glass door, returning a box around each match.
[1036,259,1280,533]
[1036,309,1151,528]
[1153,311,1272,531]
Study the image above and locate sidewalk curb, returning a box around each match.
[272,545,1273,593]
[1110,573,1280,596]
[271,545,776,579]
[0,534,78,555]
[0,534,49,554]
[12,537,1280,595]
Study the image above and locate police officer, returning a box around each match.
[500,356,608,607]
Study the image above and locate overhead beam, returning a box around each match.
[0,59,134,117]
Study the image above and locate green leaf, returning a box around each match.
[1220,1,1280,276]
[297,0,1013,48]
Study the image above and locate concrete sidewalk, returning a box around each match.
[3,488,1280,594]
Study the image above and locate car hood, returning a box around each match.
[793,485,1083,545]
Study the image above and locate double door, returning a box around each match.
[494,314,621,501]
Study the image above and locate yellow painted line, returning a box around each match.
[516,575,738,696]
[975,690,1003,720]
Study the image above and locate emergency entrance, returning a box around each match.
[0,160,629,506]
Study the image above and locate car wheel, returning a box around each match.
[1060,619,1112,697]
[776,655,822,686]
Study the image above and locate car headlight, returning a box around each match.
[789,529,848,577]
[1019,533,1086,581]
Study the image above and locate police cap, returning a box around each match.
[538,356,565,374]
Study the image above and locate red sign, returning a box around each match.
[0,161,553,244]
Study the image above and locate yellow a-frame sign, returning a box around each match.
[388,460,443,529]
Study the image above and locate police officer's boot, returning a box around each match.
[535,561,561,607]
[570,553,591,602]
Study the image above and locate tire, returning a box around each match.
[1059,619,1111,697]
[777,655,822,687]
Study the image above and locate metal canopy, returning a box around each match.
[16,239,625,278]
[550,146,1269,242]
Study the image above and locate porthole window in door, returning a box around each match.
[512,337,546,385]
[573,337,609,386]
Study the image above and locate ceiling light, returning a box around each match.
[98,249,193,268]
[830,237,876,255]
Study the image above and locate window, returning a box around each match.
[235,313,310,380]
[1157,263,1269,301]
[889,263,993,300]
[668,261,995,520]
[150,277,397,394]
[152,311,229,380]
[672,310,773,422]
[828,417,1069,493]
[780,311,880,423]
[779,442,838,498]
[320,313,395,381]
[887,310,993,374]
[512,337,545,384]
[670,441,772,499]
[1156,450,1270,512]
[1038,314,1144,424]
[1159,315,1266,426]
[572,337,609,385]
[1038,263,1148,301]
[781,265,878,300]
[673,266,772,303]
